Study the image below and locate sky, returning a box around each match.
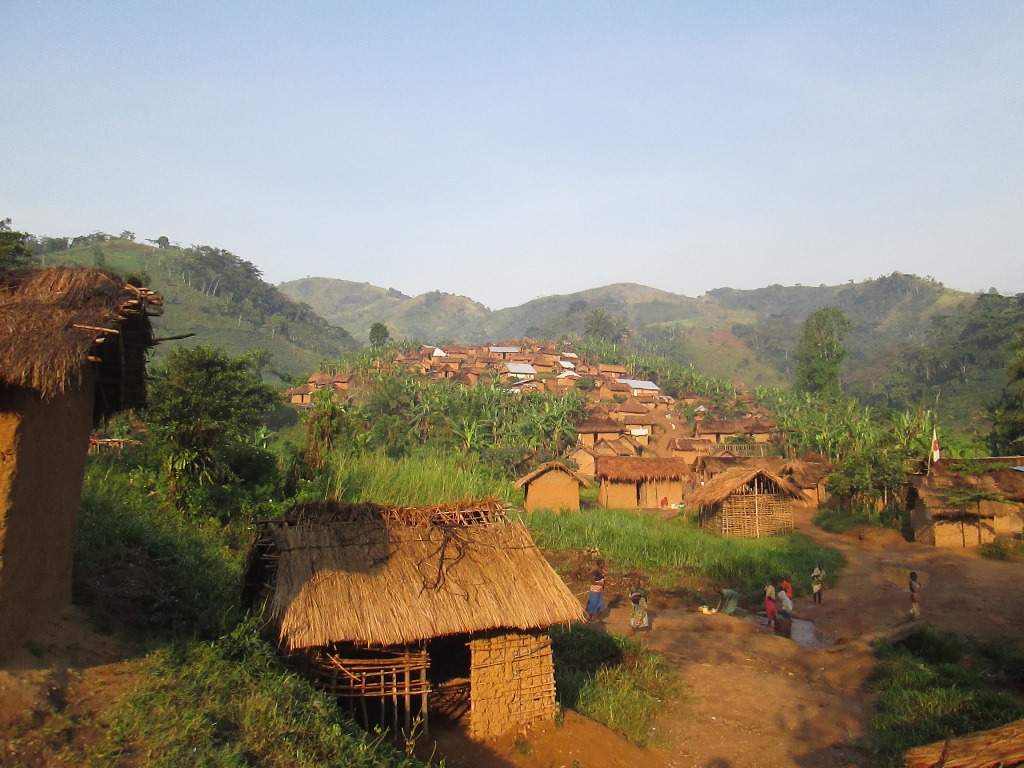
[2,3,1022,310]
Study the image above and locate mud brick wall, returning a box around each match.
[469,631,557,738]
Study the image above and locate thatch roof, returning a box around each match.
[244,500,585,651]
[694,455,785,477]
[577,417,624,434]
[903,717,1024,768]
[514,461,591,489]
[0,267,160,416]
[782,460,833,489]
[908,473,1023,520]
[596,457,693,482]
[688,467,804,509]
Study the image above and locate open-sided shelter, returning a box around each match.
[514,461,591,512]
[689,467,803,538]
[243,500,585,739]
[596,457,692,509]
[0,267,160,659]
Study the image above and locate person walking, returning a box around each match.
[811,561,826,605]
[909,571,922,620]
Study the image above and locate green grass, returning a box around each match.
[81,619,424,768]
[978,536,1024,562]
[868,627,1024,766]
[525,508,844,594]
[551,625,677,746]
[813,507,871,534]
[75,459,246,639]
[329,449,513,506]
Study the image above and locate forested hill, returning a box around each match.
[31,234,358,380]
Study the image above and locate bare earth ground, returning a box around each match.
[5,507,1024,767]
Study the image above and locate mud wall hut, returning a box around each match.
[514,462,591,512]
[0,268,159,659]
[243,500,584,740]
[689,467,803,538]
[907,469,1024,548]
[595,457,692,509]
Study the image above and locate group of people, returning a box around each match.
[715,560,828,632]
[585,558,651,634]
[587,556,923,633]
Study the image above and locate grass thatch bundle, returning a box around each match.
[688,467,804,510]
[903,717,1024,768]
[596,456,693,482]
[245,500,585,651]
[0,267,160,411]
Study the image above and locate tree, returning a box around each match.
[794,307,852,397]
[989,326,1024,454]
[369,321,392,349]
[0,218,32,271]
[145,346,279,513]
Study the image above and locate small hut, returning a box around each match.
[689,467,803,538]
[515,462,591,512]
[781,459,834,508]
[0,268,160,659]
[596,457,692,509]
[243,500,584,739]
[907,473,1023,548]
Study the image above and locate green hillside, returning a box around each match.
[34,236,358,380]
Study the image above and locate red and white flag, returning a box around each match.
[931,428,941,462]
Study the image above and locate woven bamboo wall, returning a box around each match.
[703,493,793,538]
[469,631,557,738]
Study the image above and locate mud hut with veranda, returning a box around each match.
[243,500,585,740]
[0,267,160,659]
[514,461,591,512]
[689,466,803,538]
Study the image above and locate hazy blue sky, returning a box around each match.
[2,3,1021,309]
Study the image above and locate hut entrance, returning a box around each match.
[426,634,472,725]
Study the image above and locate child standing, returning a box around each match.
[629,581,650,633]
[909,571,922,620]
[811,562,826,605]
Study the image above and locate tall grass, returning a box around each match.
[868,627,1024,766]
[526,508,844,592]
[329,449,515,506]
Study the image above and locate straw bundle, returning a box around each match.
[903,717,1024,767]
[246,500,585,651]
[0,267,160,409]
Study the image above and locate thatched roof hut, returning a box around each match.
[596,457,692,509]
[244,500,584,738]
[514,462,591,512]
[0,267,161,660]
[690,467,803,538]
[903,717,1024,768]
